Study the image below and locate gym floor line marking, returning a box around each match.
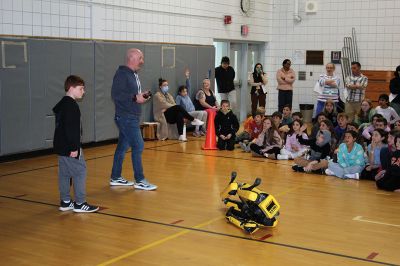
[1,195,397,266]
[258,234,272,241]
[98,216,223,266]
[170,219,184,225]
[353,216,400,227]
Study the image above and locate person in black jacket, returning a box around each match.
[376,135,400,192]
[215,56,236,109]
[389,65,400,114]
[214,100,239,150]
[53,75,98,213]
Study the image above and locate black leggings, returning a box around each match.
[249,144,280,157]
[164,105,194,135]
[360,167,378,181]
[376,174,400,191]
[278,90,293,113]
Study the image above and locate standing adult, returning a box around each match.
[248,63,268,117]
[389,65,400,115]
[215,56,236,109]
[344,61,368,122]
[276,59,296,112]
[314,63,341,117]
[109,48,157,190]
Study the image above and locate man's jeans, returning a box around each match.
[111,115,145,182]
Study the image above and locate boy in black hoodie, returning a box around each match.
[214,100,239,150]
[53,75,98,213]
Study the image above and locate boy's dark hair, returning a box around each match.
[64,75,85,92]
[292,111,303,119]
[282,59,291,66]
[283,104,292,110]
[376,117,388,126]
[158,78,167,87]
[272,111,283,119]
[345,130,358,139]
[372,113,384,120]
[378,94,389,102]
[351,61,361,68]
[395,65,400,78]
[346,122,359,130]
[374,128,388,144]
[221,99,230,106]
[221,56,230,64]
[178,85,187,94]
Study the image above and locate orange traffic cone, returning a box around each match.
[202,108,218,150]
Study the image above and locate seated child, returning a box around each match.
[310,112,327,138]
[334,113,348,141]
[362,116,390,144]
[249,117,283,159]
[322,99,338,127]
[214,100,239,150]
[375,93,400,125]
[237,108,265,152]
[176,85,207,137]
[360,128,388,180]
[292,129,331,172]
[278,119,308,160]
[375,135,400,192]
[325,130,365,179]
[282,104,293,126]
[291,111,303,122]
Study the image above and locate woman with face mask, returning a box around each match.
[153,78,204,141]
[248,63,268,117]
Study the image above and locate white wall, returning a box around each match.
[0,0,271,44]
[264,0,400,114]
[1,0,399,115]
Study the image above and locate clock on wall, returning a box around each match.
[240,0,253,15]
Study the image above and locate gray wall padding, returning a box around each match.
[0,37,214,156]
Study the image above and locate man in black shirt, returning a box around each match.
[215,56,236,109]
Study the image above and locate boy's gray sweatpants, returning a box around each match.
[58,150,86,204]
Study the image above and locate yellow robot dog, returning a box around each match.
[220,172,280,234]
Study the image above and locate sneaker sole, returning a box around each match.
[110,181,134,186]
[73,207,99,213]
[59,207,74,211]
[134,185,157,191]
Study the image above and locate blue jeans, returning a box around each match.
[111,115,145,182]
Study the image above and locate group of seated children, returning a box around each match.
[226,94,400,193]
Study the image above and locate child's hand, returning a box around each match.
[375,170,386,181]
[300,124,307,132]
[334,148,339,154]
[220,135,226,140]
[366,165,372,171]
[291,145,299,151]
[226,134,232,139]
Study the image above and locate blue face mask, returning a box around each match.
[161,86,169,93]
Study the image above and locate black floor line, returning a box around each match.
[0,195,396,266]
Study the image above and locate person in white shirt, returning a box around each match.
[375,94,400,125]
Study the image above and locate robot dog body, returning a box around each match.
[221,172,280,234]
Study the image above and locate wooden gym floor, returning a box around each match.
[1,137,400,266]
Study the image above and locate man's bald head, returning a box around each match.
[126,48,144,71]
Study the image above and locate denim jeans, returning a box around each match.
[111,115,145,182]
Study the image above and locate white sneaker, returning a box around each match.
[325,169,335,176]
[178,135,187,142]
[134,179,157,191]
[344,173,360,180]
[110,176,134,186]
[191,118,204,126]
[277,154,289,160]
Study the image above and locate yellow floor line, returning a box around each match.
[97,185,303,265]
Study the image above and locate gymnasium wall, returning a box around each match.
[0,37,214,156]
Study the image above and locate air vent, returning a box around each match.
[298,71,306,81]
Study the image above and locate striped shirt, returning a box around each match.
[345,74,368,102]
[317,74,341,102]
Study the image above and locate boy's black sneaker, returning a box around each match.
[59,200,74,211]
[73,202,99,213]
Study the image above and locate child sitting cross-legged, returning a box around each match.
[292,129,331,173]
[360,128,388,180]
[325,130,365,179]
[214,100,240,150]
[236,107,265,152]
[278,119,308,160]
[249,117,283,159]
